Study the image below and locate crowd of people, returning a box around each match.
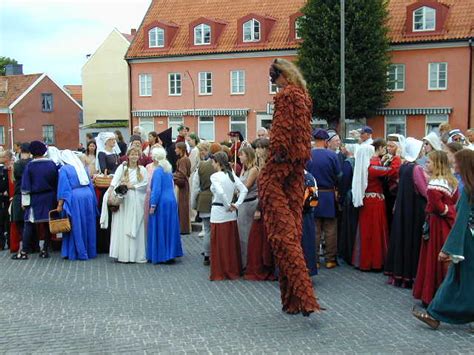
[0,59,473,328]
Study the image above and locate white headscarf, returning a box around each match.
[151,147,172,173]
[352,144,375,208]
[96,132,120,171]
[423,132,442,151]
[47,146,61,165]
[404,137,423,163]
[387,134,406,158]
[60,150,90,186]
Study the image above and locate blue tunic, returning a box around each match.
[58,165,98,260]
[21,159,59,223]
[306,148,341,218]
[147,167,183,263]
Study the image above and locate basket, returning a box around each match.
[49,209,71,234]
[94,174,113,188]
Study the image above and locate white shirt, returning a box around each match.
[210,171,248,223]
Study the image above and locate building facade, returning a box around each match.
[126,0,473,141]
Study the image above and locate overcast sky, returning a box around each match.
[0,0,151,86]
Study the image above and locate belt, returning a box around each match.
[243,196,257,203]
[212,202,224,207]
[365,192,385,200]
[318,189,335,192]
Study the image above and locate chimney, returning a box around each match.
[131,28,137,36]
[5,64,23,76]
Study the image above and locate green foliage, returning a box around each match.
[298,0,392,127]
[86,121,129,129]
[0,56,19,76]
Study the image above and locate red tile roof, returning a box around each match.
[388,0,474,44]
[63,85,83,102]
[0,74,42,109]
[126,0,473,59]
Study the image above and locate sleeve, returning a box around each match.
[57,168,73,215]
[427,188,449,216]
[110,164,124,188]
[441,191,470,261]
[134,167,148,191]
[191,170,201,209]
[333,155,342,183]
[269,94,292,163]
[98,152,107,173]
[339,161,352,199]
[368,165,393,178]
[210,174,230,209]
[413,165,428,199]
[21,164,31,207]
[233,173,248,208]
[173,159,189,188]
[149,169,162,208]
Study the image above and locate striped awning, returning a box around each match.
[132,108,249,117]
[376,107,452,115]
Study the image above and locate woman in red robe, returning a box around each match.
[352,141,400,271]
[413,151,458,306]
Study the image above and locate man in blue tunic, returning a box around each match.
[306,129,342,269]
[12,141,59,260]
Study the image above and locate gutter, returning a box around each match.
[468,38,473,129]
[127,59,133,135]
[8,110,13,150]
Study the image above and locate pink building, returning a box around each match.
[126,0,473,141]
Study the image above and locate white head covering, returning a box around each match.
[96,132,120,171]
[423,132,442,151]
[352,144,375,208]
[447,129,467,144]
[387,134,406,158]
[47,146,61,165]
[60,150,90,186]
[404,137,423,163]
[151,147,172,173]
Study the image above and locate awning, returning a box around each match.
[132,108,249,117]
[376,107,452,115]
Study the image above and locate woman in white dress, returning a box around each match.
[109,147,148,263]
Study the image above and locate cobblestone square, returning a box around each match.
[1,233,473,354]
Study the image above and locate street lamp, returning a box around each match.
[340,0,346,138]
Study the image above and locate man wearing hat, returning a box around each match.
[359,126,374,145]
[12,141,59,260]
[306,129,342,269]
[158,128,178,172]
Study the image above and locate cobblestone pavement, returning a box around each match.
[1,233,473,354]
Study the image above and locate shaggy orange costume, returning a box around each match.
[259,84,320,316]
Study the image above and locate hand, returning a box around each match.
[438,251,450,262]
[126,182,134,190]
[229,204,238,212]
[254,210,261,220]
[57,204,63,213]
[149,206,156,215]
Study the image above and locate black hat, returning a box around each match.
[158,128,172,147]
[29,140,47,157]
[360,126,373,134]
[312,129,329,140]
[129,134,142,143]
[20,142,31,153]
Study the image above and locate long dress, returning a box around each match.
[338,157,358,265]
[428,190,474,324]
[384,163,427,287]
[109,164,148,263]
[413,179,458,305]
[174,156,191,234]
[144,163,157,233]
[58,165,98,260]
[237,168,258,267]
[147,166,183,264]
[352,157,400,271]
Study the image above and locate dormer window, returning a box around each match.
[149,27,165,48]
[295,16,304,39]
[194,24,211,45]
[413,6,436,31]
[243,19,260,42]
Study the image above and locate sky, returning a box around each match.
[0,0,151,86]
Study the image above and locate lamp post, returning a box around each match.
[340,0,346,138]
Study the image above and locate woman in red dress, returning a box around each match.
[352,140,400,271]
[413,151,458,306]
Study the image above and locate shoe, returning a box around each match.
[412,306,440,330]
[203,256,210,266]
[198,230,205,237]
[325,261,337,269]
[11,251,28,260]
[39,250,49,259]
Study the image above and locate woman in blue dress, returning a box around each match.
[147,147,183,264]
[57,150,98,260]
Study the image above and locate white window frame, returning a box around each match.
[385,115,407,137]
[198,116,215,141]
[230,70,245,95]
[199,72,212,95]
[269,78,278,94]
[194,24,211,45]
[168,116,184,141]
[413,6,436,32]
[42,125,55,145]
[229,116,247,140]
[149,27,165,48]
[428,62,447,90]
[387,64,405,91]
[41,93,53,112]
[425,114,448,135]
[0,126,5,145]
[243,19,261,42]
[168,73,182,96]
[139,74,152,97]
[139,117,155,136]
[295,16,304,40]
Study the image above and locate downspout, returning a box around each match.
[127,60,133,135]
[468,38,473,129]
[9,110,13,150]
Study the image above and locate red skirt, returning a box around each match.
[9,222,22,253]
[244,219,276,281]
[413,214,450,304]
[210,221,242,281]
[353,196,388,270]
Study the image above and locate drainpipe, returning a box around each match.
[127,61,133,135]
[468,38,473,129]
[8,110,13,150]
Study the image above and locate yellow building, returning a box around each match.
[82,28,135,126]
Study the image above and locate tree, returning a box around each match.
[0,56,19,76]
[297,0,392,128]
